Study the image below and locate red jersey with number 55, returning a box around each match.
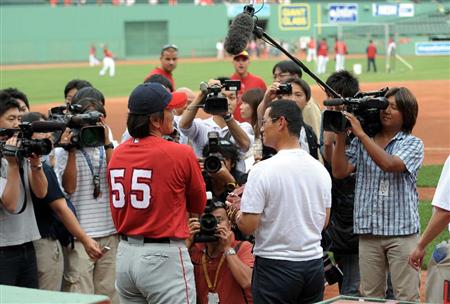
[108,136,206,239]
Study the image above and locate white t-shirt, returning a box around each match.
[432,155,450,231]
[241,149,331,261]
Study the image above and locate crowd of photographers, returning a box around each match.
[0,53,446,304]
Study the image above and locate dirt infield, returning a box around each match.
[32,79,450,165]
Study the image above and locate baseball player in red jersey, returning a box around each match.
[108,82,207,304]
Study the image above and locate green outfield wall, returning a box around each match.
[1,2,448,64]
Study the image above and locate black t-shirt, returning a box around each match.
[31,162,65,239]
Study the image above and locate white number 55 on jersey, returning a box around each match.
[109,169,152,209]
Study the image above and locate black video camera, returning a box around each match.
[323,252,343,285]
[194,193,221,243]
[0,122,59,158]
[203,131,223,174]
[199,80,241,115]
[322,88,389,137]
[277,83,292,95]
[49,105,105,149]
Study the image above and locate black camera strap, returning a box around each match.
[12,160,28,215]
[80,148,104,199]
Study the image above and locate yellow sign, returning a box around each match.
[279,4,310,30]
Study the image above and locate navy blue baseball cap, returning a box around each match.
[128,82,187,114]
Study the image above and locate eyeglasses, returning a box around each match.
[162,44,178,52]
[261,117,281,125]
[273,73,292,80]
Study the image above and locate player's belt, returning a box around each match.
[120,234,171,244]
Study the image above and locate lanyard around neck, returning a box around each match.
[80,148,104,178]
[202,250,226,292]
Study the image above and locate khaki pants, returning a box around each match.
[63,234,118,303]
[359,234,420,302]
[426,241,450,303]
[33,238,64,291]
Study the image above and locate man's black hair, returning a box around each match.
[3,87,29,110]
[144,74,173,92]
[127,111,164,139]
[272,60,302,79]
[0,91,20,118]
[267,99,303,137]
[20,112,46,123]
[76,97,106,117]
[325,70,360,98]
[72,87,105,106]
[64,79,93,98]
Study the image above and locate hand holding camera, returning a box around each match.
[198,80,241,115]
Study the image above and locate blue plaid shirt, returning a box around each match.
[346,131,423,236]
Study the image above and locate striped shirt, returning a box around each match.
[346,131,423,236]
[54,147,116,238]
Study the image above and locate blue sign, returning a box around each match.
[329,3,358,23]
[415,42,450,56]
[372,3,414,17]
[227,4,271,18]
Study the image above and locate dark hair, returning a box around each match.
[0,91,20,117]
[272,60,302,79]
[72,87,105,105]
[76,98,106,117]
[64,79,92,98]
[216,76,231,85]
[325,70,360,98]
[20,112,46,123]
[267,99,303,137]
[284,77,312,102]
[127,111,164,139]
[202,138,239,165]
[241,88,264,135]
[144,74,173,92]
[3,88,29,110]
[385,87,418,133]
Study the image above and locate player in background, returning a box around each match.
[144,44,178,89]
[89,44,100,67]
[99,45,115,77]
[108,82,206,304]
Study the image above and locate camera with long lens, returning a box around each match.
[322,88,389,137]
[194,192,220,243]
[0,122,58,158]
[49,105,105,149]
[323,252,343,285]
[277,83,292,95]
[199,80,241,115]
[204,131,223,174]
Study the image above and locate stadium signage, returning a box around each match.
[328,3,358,23]
[372,3,414,17]
[279,4,310,30]
[415,42,450,56]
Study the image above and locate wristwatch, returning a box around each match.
[222,113,233,122]
[224,248,237,256]
[104,143,114,150]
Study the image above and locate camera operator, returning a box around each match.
[256,78,320,161]
[332,87,423,301]
[179,79,254,172]
[53,97,118,300]
[0,92,47,288]
[187,201,254,304]
[235,100,331,303]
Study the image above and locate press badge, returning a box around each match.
[208,292,219,304]
[379,179,389,196]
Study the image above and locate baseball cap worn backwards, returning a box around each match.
[128,82,187,114]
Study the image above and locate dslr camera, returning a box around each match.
[199,80,241,115]
[277,83,292,95]
[322,88,389,137]
[203,131,223,174]
[194,193,220,243]
[49,104,105,149]
[0,122,56,158]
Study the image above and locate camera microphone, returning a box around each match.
[224,11,255,55]
[30,121,67,133]
[323,98,346,107]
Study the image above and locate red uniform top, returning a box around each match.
[335,41,347,55]
[90,47,96,55]
[317,41,328,56]
[145,67,176,90]
[108,136,206,239]
[230,72,267,122]
[104,49,113,58]
[190,238,254,304]
[308,39,316,49]
[367,43,377,59]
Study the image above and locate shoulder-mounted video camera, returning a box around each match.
[199,80,241,115]
[0,121,62,158]
[322,88,389,137]
[48,104,105,149]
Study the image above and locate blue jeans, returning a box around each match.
[334,253,360,296]
[0,242,38,288]
[252,256,324,304]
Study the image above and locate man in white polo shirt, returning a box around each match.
[235,99,331,303]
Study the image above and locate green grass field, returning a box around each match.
[1,55,449,105]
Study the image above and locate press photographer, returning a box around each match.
[187,201,254,304]
[179,78,254,172]
[0,91,47,288]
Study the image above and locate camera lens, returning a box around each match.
[204,155,221,173]
[200,213,218,233]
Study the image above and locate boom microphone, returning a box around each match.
[30,121,67,132]
[323,98,346,107]
[224,12,255,55]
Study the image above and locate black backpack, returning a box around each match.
[304,123,320,160]
[51,197,77,248]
